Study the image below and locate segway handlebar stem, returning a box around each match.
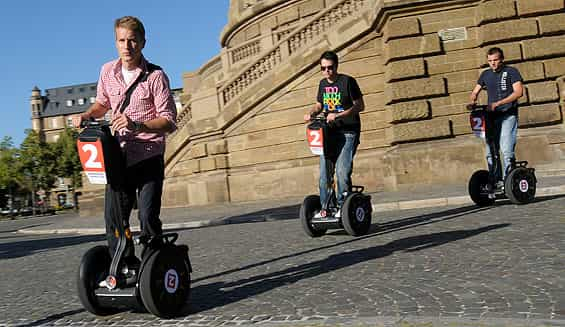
[466,104,489,112]
[309,111,343,125]
[80,118,111,129]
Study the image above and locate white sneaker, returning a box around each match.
[313,210,327,218]
[98,279,110,288]
[334,209,341,218]
[486,184,495,199]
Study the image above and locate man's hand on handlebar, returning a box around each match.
[112,112,134,132]
[326,112,338,123]
[72,114,89,128]
[489,101,501,111]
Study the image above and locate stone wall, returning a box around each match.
[163,0,373,207]
[159,0,565,209]
[378,0,565,189]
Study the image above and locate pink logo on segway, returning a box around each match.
[519,180,529,193]
[164,269,179,293]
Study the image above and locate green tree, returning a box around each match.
[53,127,83,209]
[18,130,57,214]
[0,137,20,212]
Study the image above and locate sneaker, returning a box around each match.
[486,184,495,199]
[334,209,341,218]
[121,256,141,277]
[98,279,109,288]
[313,210,327,218]
[495,181,504,193]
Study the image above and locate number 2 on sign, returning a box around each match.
[472,117,483,131]
[308,130,322,146]
[81,143,103,168]
[77,140,105,172]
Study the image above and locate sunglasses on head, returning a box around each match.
[320,65,334,72]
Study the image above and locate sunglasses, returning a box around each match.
[320,65,334,72]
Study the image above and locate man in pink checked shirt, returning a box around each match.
[73,16,176,266]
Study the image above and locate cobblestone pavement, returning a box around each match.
[1,196,565,326]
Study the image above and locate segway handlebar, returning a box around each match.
[309,111,344,125]
[80,118,111,128]
[466,104,489,112]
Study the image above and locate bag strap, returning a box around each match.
[118,63,162,114]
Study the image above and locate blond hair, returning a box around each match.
[114,16,145,41]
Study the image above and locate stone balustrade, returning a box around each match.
[229,39,262,65]
[220,0,367,106]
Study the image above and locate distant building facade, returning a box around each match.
[31,83,100,143]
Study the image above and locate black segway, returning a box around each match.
[76,120,192,318]
[300,114,372,237]
[467,104,536,206]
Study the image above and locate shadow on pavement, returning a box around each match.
[188,223,510,315]
[215,204,301,224]
[519,193,565,204]
[366,204,491,235]
[14,308,86,327]
[0,234,105,260]
[0,224,51,235]
[193,204,490,283]
[467,193,565,208]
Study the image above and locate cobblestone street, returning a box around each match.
[1,196,565,326]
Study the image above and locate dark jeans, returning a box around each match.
[104,155,164,260]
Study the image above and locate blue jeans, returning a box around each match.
[485,114,517,182]
[319,131,359,209]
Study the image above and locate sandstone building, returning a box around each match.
[81,0,565,214]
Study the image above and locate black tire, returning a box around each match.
[300,195,327,237]
[468,170,495,206]
[504,167,536,204]
[342,193,372,236]
[77,245,116,316]
[139,245,191,318]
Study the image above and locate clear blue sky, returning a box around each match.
[0,1,229,146]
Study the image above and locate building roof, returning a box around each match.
[39,82,97,118]
[37,83,183,118]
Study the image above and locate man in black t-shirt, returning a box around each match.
[469,47,524,193]
[304,51,365,218]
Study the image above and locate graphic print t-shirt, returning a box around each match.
[477,65,523,116]
[316,74,363,132]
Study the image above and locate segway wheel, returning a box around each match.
[300,195,327,237]
[504,167,536,204]
[468,170,495,206]
[342,193,372,236]
[139,246,191,318]
[77,245,116,316]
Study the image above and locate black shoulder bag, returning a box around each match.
[118,63,162,114]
